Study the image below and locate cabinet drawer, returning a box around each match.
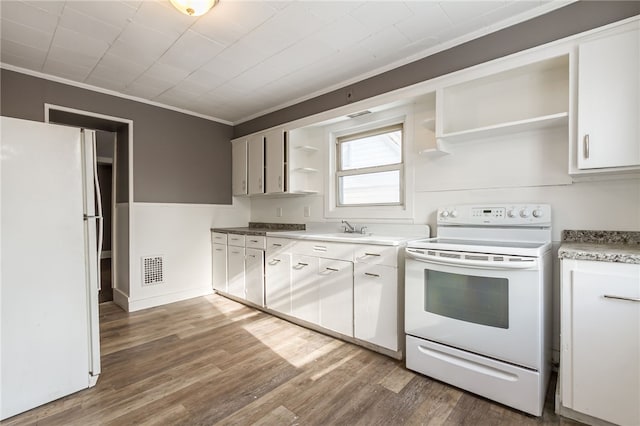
[211,232,227,244]
[267,237,295,253]
[293,240,353,261]
[354,244,399,267]
[245,235,266,249]
[227,234,246,247]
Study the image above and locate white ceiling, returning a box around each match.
[0,1,570,125]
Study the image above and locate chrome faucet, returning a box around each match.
[341,220,356,233]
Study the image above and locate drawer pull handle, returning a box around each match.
[364,272,380,277]
[313,246,327,252]
[215,248,224,252]
[583,134,590,159]
[272,243,282,247]
[604,294,640,303]
[296,262,309,267]
[250,239,259,243]
[364,253,381,257]
[269,259,281,264]
[325,267,339,272]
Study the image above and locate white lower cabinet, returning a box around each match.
[560,259,640,426]
[354,263,398,351]
[291,254,320,324]
[318,258,353,337]
[251,237,405,357]
[265,251,292,314]
[245,248,265,307]
[227,246,245,299]
[211,243,227,292]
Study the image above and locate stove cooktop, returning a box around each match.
[407,237,551,257]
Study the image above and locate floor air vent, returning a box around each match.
[142,256,165,286]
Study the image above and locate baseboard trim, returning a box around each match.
[112,288,130,312]
[127,287,214,312]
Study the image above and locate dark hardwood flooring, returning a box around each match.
[1,295,583,425]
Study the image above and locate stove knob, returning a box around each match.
[450,210,458,218]
[507,209,517,218]
[520,209,530,218]
[532,209,543,218]
[440,210,450,218]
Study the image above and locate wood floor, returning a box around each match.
[2,295,582,425]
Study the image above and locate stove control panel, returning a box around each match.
[438,204,551,226]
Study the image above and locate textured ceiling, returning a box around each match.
[0,1,569,124]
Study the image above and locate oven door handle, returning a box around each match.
[406,250,538,270]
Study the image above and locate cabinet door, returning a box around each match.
[318,258,353,337]
[562,261,640,425]
[211,243,227,292]
[578,27,640,169]
[245,248,264,307]
[247,134,264,195]
[231,139,248,196]
[227,246,245,299]
[291,254,319,324]
[354,263,398,350]
[265,251,292,314]
[265,129,286,194]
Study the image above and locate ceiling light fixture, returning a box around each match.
[169,0,218,17]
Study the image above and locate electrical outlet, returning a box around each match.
[276,207,283,217]
[304,206,311,217]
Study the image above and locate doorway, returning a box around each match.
[45,104,132,311]
[96,132,115,303]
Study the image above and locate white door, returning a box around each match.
[211,243,227,292]
[265,251,292,314]
[245,248,264,306]
[227,247,245,299]
[265,128,285,194]
[247,134,264,195]
[354,263,398,350]
[291,255,319,324]
[318,258,353,336]
[231,138,248,196]
[1,117,92,420]
[562,262,640,426]
[578,26,640,169]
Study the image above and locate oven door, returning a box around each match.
[405,248,542,370]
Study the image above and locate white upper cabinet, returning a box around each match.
[576,23,640,171]
[247,134,264,195]
[265,128,287,194]
[231,138,247,196]
[232,125,321,197]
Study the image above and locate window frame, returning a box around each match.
[335,123,404,207]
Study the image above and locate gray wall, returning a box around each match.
[234,1,640,137]
[0,69,233,205]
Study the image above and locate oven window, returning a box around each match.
[425,270,509,329]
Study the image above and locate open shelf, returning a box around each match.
[421,117,436,132]
[419,138,450,158]
[438,112,568,143]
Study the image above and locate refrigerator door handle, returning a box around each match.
[92,137,104,291]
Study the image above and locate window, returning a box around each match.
[336,124,403,206]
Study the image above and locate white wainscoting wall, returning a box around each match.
[122,198,250,312]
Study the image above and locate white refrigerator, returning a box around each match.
[0,116,102,420]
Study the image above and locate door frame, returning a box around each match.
[44,104,133,309]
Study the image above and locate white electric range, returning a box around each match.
[404,203,553,416]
